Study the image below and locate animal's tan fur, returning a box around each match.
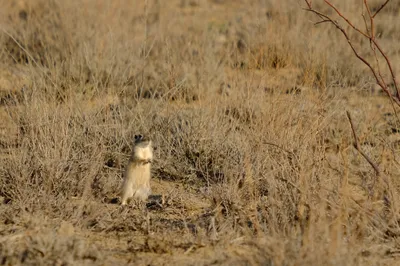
[121,135,153,205]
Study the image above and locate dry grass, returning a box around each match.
[0,0,400,265]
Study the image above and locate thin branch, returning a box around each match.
[372,0,390,18]
[303,7,330,22]
[370,41,386,91]
[371,39,400,99]
[303,0,400,106]
[324,0,399,100]
[361,12,370,36]
[324,0,369,38]
[315,20,331,25]
[363,0,374,38]
[346,111,380,177]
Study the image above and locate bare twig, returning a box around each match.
[363,0,374,38]
[303,0,400,106]
[372,0,390,18]
[361,13,370,36]
[346,111,380,177]
[323,0,369,38]
[371,39,400,99]
[323,0,400,99]
[315,20,331,25]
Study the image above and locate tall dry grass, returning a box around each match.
[0,0,400,265]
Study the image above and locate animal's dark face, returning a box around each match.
[134,134,143,143]
[134,134,151,146]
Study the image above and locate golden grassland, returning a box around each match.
[0,0,400,265]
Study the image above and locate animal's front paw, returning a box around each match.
[141,159,152,164]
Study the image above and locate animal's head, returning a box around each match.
[134,134,152,148]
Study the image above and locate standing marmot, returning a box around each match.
[121,134,153,205]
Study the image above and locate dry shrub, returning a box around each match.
[1,216,102,266]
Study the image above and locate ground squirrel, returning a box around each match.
[121,134,153,205]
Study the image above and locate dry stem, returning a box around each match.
[304,0,400,106]
[346,111,380,177]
